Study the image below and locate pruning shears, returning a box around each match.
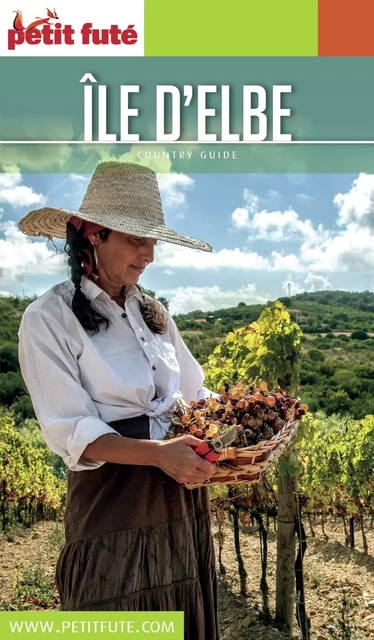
[194,425,237,463]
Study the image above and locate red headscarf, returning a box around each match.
[69,216,105,276]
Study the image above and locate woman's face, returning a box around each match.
[89,230,157,288]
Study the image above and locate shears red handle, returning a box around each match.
[194,441,222,462]
[194,425,237,463]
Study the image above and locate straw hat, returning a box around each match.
[18,161,213,252]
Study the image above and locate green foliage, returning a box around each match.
[356,365,374,379]
[47,523,65,550]
[0,342,19,373]
[327,592,358,639]
[0,415,66,532]
[342,415,374,507]
[351,330,368,340]
[202,301,302,393]
[0,296,32,343]
[297,412,374,516]
[308,348,325,363]
[209,485,229,500]
[0,372,27,406]
[210,409,374,524]
[10,397,35,427]
[16,419,67,481]
[0,567,59,611]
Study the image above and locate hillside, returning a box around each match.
[174,289,374,334]
[2,289,374,420]
[174,289,374,358]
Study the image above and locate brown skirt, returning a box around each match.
[55,416,220,640]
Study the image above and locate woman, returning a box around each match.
[18,161,220,639]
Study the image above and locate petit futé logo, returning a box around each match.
[8,7,138,50]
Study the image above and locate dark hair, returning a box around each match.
[64,223,168,335]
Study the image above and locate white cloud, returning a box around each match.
[334,173,374,229]
[154,242,270,271]
[0,290,11,297]
[0,221,65,285]
[0,168,45,208]
[242,190,260,212]
[296,193,314,202]
[293,174,374,273]
[230,188,322,243]
[228,176,374,275]
[299,224,374,272]
[305,273,332,292]
[158,284,269,315]
[231,207,250,229]
[250,209,320,243]
[271,251,303,272]
[153,242,310,273]
[0,169,20,188]
[157,173,194,208]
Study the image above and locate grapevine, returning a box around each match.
[0,416,65,532]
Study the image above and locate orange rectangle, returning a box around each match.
[319,0,374,56]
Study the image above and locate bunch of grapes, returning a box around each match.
[169,381,308,447]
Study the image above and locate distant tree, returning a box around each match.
[319,363,335,377]
[333,369,360,393]
[278,296,291,307]
[339,335,350,342]
[157,296,169,310]
[299,370,318,385]
[238,302,246,307]
[351,330,368,340]
[141,287,156,298]
[308,349,325,363]
[332,312,349,323]
[10,396,35,427]
[323,389,351,414]
[140,287,169,310]
[0,372,27,406]
[0,342,19,373]
[357,365,374,379]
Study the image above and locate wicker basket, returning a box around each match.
[185,418,299,490]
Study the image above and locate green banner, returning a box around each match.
[1,56,374,172]
[0,612,183,639]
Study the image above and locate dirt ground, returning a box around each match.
[215,516,374,639]
[0,517,373,639]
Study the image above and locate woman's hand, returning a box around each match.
[154,435,217,484]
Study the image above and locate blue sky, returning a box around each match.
[1,169,374,314]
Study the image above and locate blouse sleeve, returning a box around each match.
[18,309,121,472]
[166,313,219,401]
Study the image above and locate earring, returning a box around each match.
[93,245,99,269]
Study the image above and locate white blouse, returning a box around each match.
[18,276,216,472]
